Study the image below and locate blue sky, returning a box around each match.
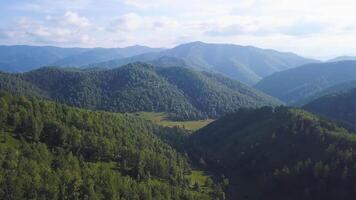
[1,0,356,59]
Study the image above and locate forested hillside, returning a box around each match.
[295,79,356,106]
[188,107,356,200]
[256,60,356,104]
[304,88,356,126]
[0,63,281,120]
[0,92,224,199]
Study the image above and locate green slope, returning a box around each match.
[0,63,281,120]
[0,92,216,200]
[256,60,356,104]
[304,88,356,127]
[189,107,356,200]
[295,79,356,106]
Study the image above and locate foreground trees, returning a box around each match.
[0,92,214,200]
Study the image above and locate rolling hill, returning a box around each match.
[188,107,356,200]
[255,60,356,104]
[0,63,281,120]
[87,41,317,85]
[0,45,162,72]
[303,88,356,126]
[295,79,356,106]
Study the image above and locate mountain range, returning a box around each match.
[88,41,317,85]
[3,41,356,200]
[0,45,163,72]
[0,42,317,85]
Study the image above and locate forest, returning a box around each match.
[188,107,356,200]
[0,92,226,200]
[0,63,280,121]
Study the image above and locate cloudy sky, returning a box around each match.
[1,0,356,59]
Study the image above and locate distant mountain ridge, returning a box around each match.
[295,79,356,106]
[256,60,356,104]
[304,87,356,127]
[0,45,163,72]
[88,41,317,85]
[328,56,356,62]
[0,63,281,120]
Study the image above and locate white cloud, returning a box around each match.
[46,11,91,28]
[63,11,91,27]
[2,0,356,57]
[2,11,95,46]
[108,13,178,33]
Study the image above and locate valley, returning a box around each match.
[132,112,214,131]
[1,43,356,200]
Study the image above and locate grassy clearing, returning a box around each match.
[186,169,214,193]
[132,112,214,131]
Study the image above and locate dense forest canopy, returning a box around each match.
[304,87,356,127]
[0,63,281,120]
[0,92,228,200]
[188,107,356,200]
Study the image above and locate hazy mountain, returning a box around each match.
[0,45,87,72]
[304,88,356,126]
[87,41,317,85]
[188,107,356,199]
[295,79,356,106]
[0,63,281,120]
[328,56,356,62]
[255,60,356,104]
[0,45,163,72]
[53,45,164,67]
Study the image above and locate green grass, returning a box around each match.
[132,112,214,131]
[186,169,214,192]
[189,170,210,185]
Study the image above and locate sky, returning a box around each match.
[1,0,356,59]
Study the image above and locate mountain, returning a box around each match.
[0,45,86,72]
[295,79,356,106]
[0,63,281,120]
[53,45,164,67]
[0,45,163,72]
[87,41,317,85]
[188,107,356,200]
[304,88,356,126]
[328,56,356,62]
[255,60,356,104]
[0,92,214,200]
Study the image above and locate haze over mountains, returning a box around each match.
[0,42,317,85]
[88,41,317,85]
[0,45,163,72]
[256,60,356,104]
[328,56,356,62]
